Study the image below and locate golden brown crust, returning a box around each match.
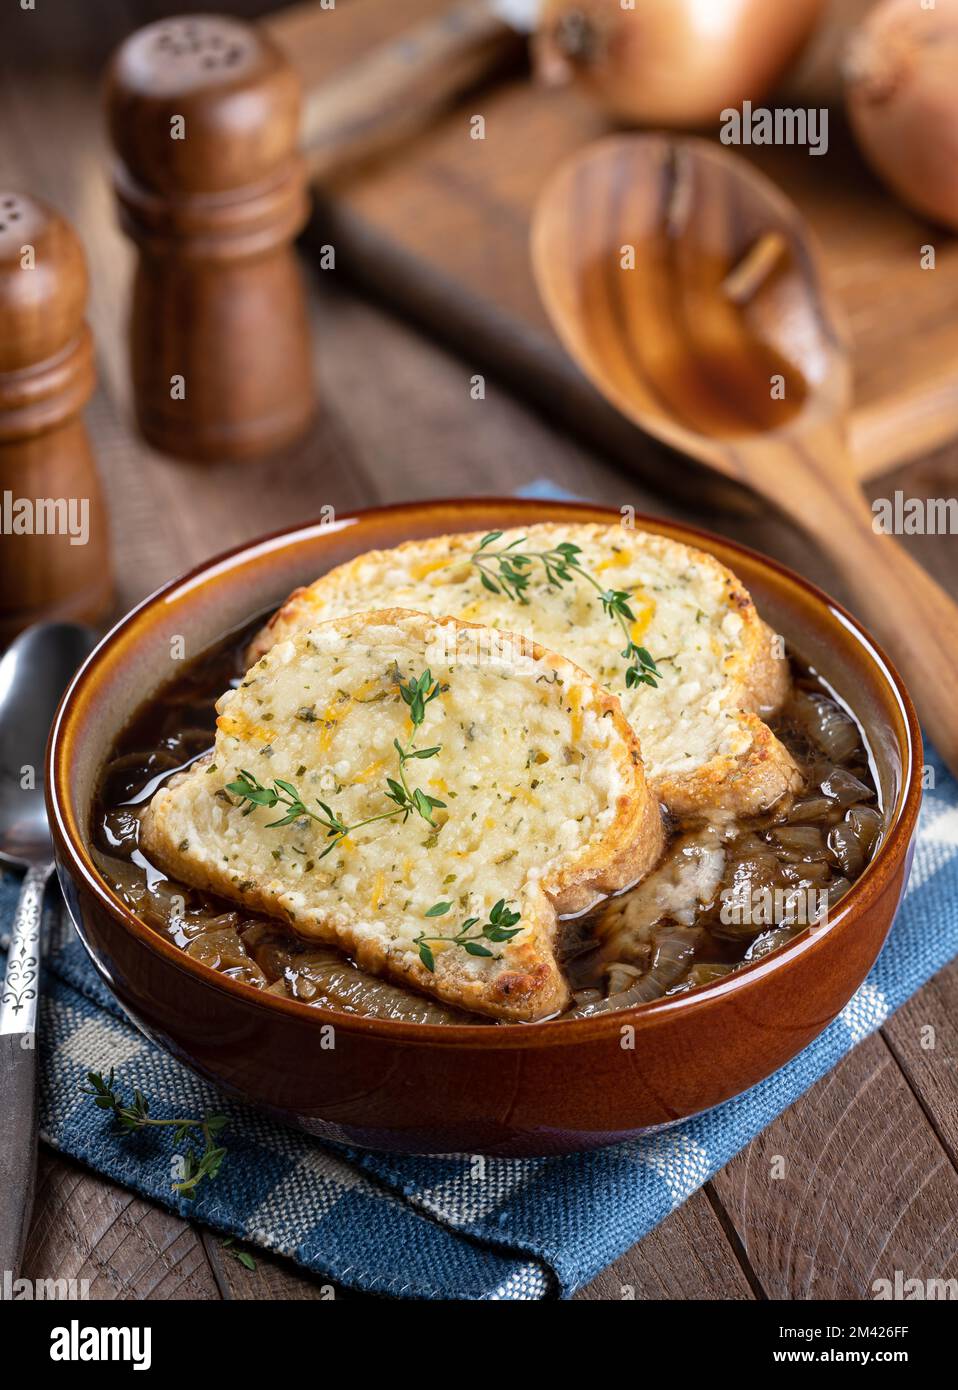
[655,713,803,820]
[741,620,792,718]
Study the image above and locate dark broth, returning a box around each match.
[91,618,882,1025]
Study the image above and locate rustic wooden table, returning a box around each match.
[4,0,958,1301]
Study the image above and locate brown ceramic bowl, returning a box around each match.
[47,499,922,1155]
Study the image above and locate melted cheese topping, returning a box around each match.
[598,825,728,959]
[251,525,769,781]
[146,613,631,975]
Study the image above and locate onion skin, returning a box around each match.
[845,0,958,229]
[534,0,826,127]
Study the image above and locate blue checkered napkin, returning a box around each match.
[1,752,954,1300]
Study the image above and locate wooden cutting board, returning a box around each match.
[267,0,958,495]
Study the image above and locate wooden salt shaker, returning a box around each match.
[106,15,316,460]
[0,194,111,644]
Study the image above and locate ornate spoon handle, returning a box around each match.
[0,861,50,1277]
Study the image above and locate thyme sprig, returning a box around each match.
[387,667,445,823]
[414,898,523,972]
[225,668,446,856]
[471,532,660,689]
[79,1069,227,1200]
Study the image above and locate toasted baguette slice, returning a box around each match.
[248,525,801,818]
[141,609,664,1022]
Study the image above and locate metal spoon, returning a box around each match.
[532,133,958,779]
[0,622,97,1276]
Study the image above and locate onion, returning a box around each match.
[827,822,865,878]
[533,0,825,127]
[91,848,151,908]
[598,827,726,962]
[780,860,831,889]
[567,925,703,1016]
[605,960,643,996]
[786,794,834,824]
[845,0,958,228]
[788,690,861,763]
[820,767,875,808]
[746,926,795,961]
[771,826,827,854]
[281,948,472,1025]
[186,928,266,988]
[846,805,884,857]
[825,876,853,911]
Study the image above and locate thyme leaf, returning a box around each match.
[471,533,661,689]
[414,898,523,972]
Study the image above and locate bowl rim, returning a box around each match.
[48,497,924,1050]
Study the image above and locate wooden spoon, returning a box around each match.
[532,133,958,776]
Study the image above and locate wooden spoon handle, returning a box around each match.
[824,522,958,768]
[755,433,956,776]
[294,0,525,182]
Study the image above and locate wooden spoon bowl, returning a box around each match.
[533,134,958,777]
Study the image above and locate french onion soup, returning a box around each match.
[91,526,883,1025]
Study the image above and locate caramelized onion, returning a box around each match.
[533,0,825,127]
[827,822,866,878]
[846,805,884,857]
[771,826,827,855]
[276,948,473,1025]
[821,767,875,808]
[786,794,833,823]
[567,927,703,1017]
[186,927,266,986]
[605,961,643,996]
[788,689,861,763]
[780,859,831,889]
[746,926,795,960]
[717,851,785,936]
[825,876,853,911]
[91,848,150,906]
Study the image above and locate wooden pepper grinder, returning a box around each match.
[106,15,316,460]
[0,194,112,644]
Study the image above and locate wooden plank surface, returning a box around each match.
[2,0,957,1301]
[267,0,958,487]
[711,1033,958,1299]
[23,1149,221,1301]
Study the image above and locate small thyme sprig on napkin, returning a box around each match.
[225,668,446,856]
[414,899,523,972]
[79,1068,227,1200]
[471,532,660,689]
